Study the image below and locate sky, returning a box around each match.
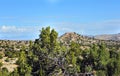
[0,0,120,40]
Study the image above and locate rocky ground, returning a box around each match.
[0,57,18,72]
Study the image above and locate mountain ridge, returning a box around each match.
[59,32,120,46]
[94,33,120,41]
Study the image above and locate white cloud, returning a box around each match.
[0,25,42,33]
[0,19,120,40]
[0,25,42,40]
[0,25,27,33]
[48,19,120,35]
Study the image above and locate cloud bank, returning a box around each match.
[50,19,120,35]
[0,25,41,40]
[0,26,26,33]
[0,19,120,40]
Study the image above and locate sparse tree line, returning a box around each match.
[0,26,120,76]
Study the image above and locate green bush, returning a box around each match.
[96,70,106,76]
[0,54,3,59]
[0,62,3,68]
[5,58,9,62]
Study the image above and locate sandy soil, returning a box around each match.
[0,57,18,72]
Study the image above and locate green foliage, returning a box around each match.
[39,67,45,76]
[5,51,19,58]
[1,26,120,76]
[0,62,3,68]
[65,42,81,75]
[5,58,9,62]
[32,26,60,76]
[0,54,3,59]
[90,44,99,60]
[10,69,19,76]
[40,26,51,50]
[85,65,92,72]
[113,52,120,76]
[1,67,9,76]
[50,29,58,48]
[2,67,8,72]
[96,70,106,76]
[17,51,26,65]
[16,47,32,76]
[97,43,109,70]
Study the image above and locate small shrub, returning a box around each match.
[0,54,3,59]
[5,58,9,62]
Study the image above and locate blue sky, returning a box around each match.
[0,0,120,40]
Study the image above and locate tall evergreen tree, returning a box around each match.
[39,26,50,52]
[50,29,58,52]
[33,26,61,76]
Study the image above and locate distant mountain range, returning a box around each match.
[94,33,120,41]
[0,32,120,47]
[59,32,120,46]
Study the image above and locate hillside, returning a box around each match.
[0,32,120,50]
[0,40,30,72]
[0,27,120,76]
[1,33,120,47]
[59,32,120,46]
[0,40,30,52]
[94,33,120,41]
